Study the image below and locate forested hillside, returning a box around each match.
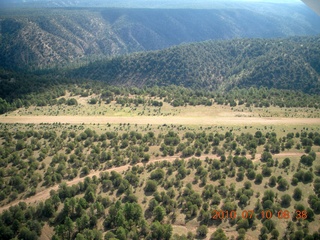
[1,3,319,70]
[1,36,319,114]
[69,36,320,94]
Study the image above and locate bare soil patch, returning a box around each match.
[40,223,54,240]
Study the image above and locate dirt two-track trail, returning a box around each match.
[0,155,184,213]
[0,152,309,214]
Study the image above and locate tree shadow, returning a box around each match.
[254,180,262,185]
[144,209,153,219]
[277,186,288,192]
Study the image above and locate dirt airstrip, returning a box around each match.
[1,115,320,125]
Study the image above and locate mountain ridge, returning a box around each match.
[1,5,320,70]
[67,36,320,94]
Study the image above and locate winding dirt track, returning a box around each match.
[0,115,320,125]
[0,155,182,213]
[0,152,310,214]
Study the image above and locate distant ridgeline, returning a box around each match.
[0,7,320,114]
[0,5,320,70]
[68,36,320,94]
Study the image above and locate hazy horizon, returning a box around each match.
[0,0,304,9]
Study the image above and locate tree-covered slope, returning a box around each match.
[1,3,320,70]
[69,36,320,94]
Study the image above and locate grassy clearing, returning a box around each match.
[6,93,320,119]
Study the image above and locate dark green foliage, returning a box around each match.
[255,173,263,184]
[268,176,277,187]
[271,229,279,239]
[210,228,227,240]
[306,208,315,221]
[292,169,314,184]
[150,221,172,240]
[293,230,305,239]
[144,180,158,193]
[281,158,291,168]
[88,98,98,104]
[104,201,143,237]
[277,178,289,190]
[150,169,165,182]
[300,154,315,166]
[181,186,202,218]
[18,227,38,240]
[238,229,246,240]
[309,194,320,213]
[314,137,320,146]
[293,188,303,201]
[263,219,275,232]
[281,194,292,208]
[222,201,237,211]
[197,225,208,238]
[66,98,78,106]
[263,200,273,210]
[211,193,221,206]
[164,131,180,146]
[262,166,272,177]
[70,36,320,94]
[261,151,272,162]
[314,178,320,196]
[153,206,166,222]
[15,140,25,151]
[0,204,42,240]
[303,171,314,183]
[262,190,275,203]
[246,169,256,180]
[43,200,55,218]
[237,219,250,230]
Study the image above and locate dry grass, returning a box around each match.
[6,96,320,119]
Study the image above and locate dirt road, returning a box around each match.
[1,115,320,125]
